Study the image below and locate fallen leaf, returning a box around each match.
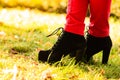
[9,48,19,54]
[41,68,56,80]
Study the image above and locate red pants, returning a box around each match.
[65,0,111,37]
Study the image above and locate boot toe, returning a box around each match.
[38,50,51,62]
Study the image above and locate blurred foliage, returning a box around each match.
[0,0,120,18]
[111,0,120,19]
[0,0,67,13]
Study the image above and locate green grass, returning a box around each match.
[0,8,120,80]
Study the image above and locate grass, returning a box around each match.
[0,8,120,80]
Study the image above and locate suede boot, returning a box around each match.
[84,34,112,64]
[38,30,86,63]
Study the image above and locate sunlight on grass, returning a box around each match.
[110,19,120,43]
[0,8,65,33]
[0,52,106,80]
[0,52,51,80]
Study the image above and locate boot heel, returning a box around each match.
[102,47,111,64]
[102,37,112,64]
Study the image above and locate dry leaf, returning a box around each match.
[100,69,105,75]
[9,48,19,54]
[41,68,56,80]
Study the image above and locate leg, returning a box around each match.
[89,0,111,37]
[64,0,89,63]
[65,0,89,36]
[84,0,112,64]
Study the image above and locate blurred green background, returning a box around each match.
[0,0,120,18]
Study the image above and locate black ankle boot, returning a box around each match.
[38,30,86,63]
[84,34,112,64]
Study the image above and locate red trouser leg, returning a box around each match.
[89,0,111,37]
[65,0,89,36]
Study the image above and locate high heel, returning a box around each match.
[84,34,112,64]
